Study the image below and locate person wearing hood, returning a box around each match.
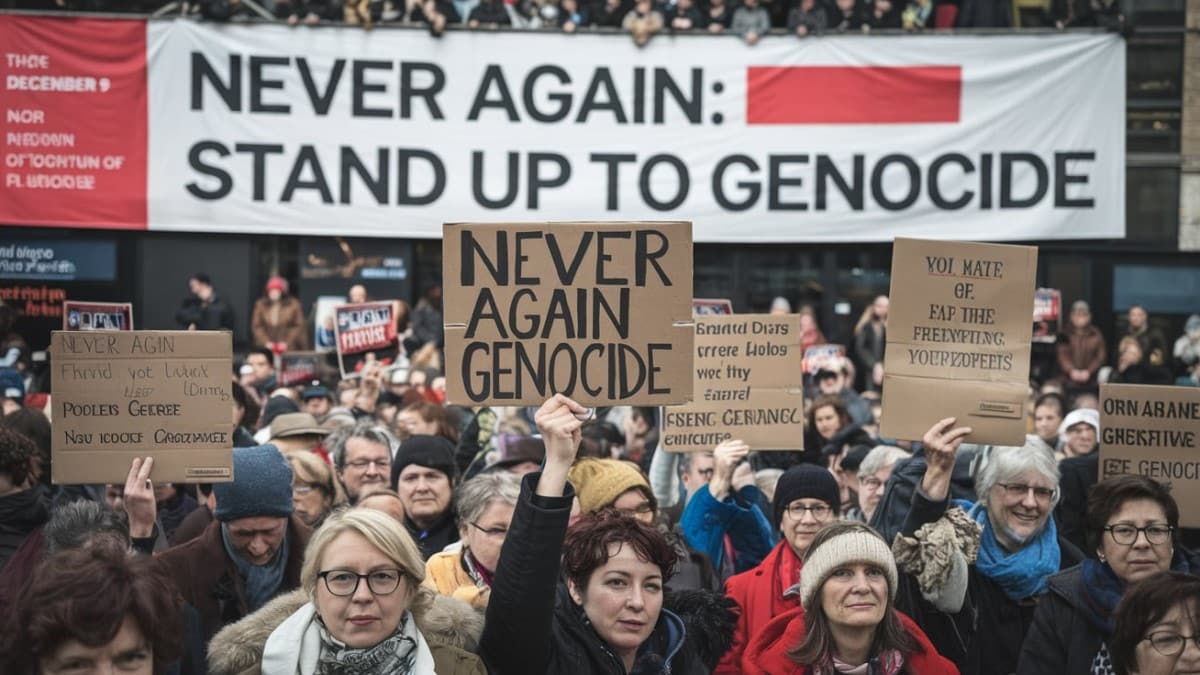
[744,522,958,674]
[207,507,486,675]
[717,463,842,674]
[251,276,308,353]
[1019,474,1198,674]
[0,427,48,574]
[480,395,733,674]
[891,418,1083,675]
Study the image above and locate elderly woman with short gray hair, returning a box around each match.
[890,418,1084,675]
[846,445,910,524]
[422,471,522,609]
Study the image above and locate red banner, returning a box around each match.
[0,16,148,229]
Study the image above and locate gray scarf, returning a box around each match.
[220,523,290,612]
[315,613,418,675]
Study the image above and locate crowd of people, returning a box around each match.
[4,0,1126,41]
[0,276,1197,674]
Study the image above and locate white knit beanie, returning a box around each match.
[798,530,898,610]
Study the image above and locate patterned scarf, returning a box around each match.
[812,649,905,675]
[959,499,1060,601]
[315,613,418,675]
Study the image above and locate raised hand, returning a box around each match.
[710,439,749,501]
[921,417,972,501]
[123,457,157,539]
[533,394,588,497]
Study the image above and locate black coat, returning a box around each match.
[869,448,977,543]
[175,294,234,332]
[1054,451,1098,554]
[0,486,49,573]
[893,488,1084,675]
[481,473,729,675]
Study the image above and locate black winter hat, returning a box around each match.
[772,463,841,529]
[390,434,457,487]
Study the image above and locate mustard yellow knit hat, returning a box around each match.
[567,458,657,515]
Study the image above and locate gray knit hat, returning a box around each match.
[214,444,294,522]
[797,526,898,610]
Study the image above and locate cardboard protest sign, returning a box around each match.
[63,301,134,331]
[803,344,846,375]
[50,330,233,484]
[277,351,326,387]
[334,301,399,377]
[1032,288,1061,344]
[661,314,804,452]
[881,238,1037,445]
[444,222,694,407]
[1100,383,1200,526]
[693,298,734,316]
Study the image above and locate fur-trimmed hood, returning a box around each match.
[207,588,485,675]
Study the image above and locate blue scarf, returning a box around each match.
[221,523,290,612]
[1079,549,1192,636]
[957,499,1060,601]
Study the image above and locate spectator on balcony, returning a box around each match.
[468,0,511,27]
[1057,300,1106,396]
[902,0,933,28]
[406,0,462,34]
[788,0,827,34]
[731,0,769,43]
[957,0,1013,27]
[1051,0,1124,28]
[558,0,592,30]
[623,0,663,41]
[665,0,706,30]
[864,0,901,27]
[706,0,735,31]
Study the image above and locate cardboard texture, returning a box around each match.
[50,330,233,484]
[693,298,734,316]
[880,238,1037,445]
[63,301,134,331]
[444,222,695,406]
[661,314,804,451]
[334,301,400,377]
[1100,383,1200,527]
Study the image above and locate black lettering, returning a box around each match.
[296,57,344,115]
[871,154,920,210]
[397,149,445,206]
[769,154,809,211]
[1055,151,1095,208]
[340,146,389,205]
[713,155,760,211]
[461,229,508,286]
[635,230,671,287]
[1000,152,1048,208]
[639,154,688,211]
[577,68,626,123]
[248,56,290,114]
[815,155,864,210]
[401,62,445,120]
[234,143,285,202]
[191,52,240,111]
[508,288,539,339]
[527,153,571,209]
[472,151,519,209]
[186,141,232,200]
[590,153,637,211]
[928,153,974,210]
[280,146,333,203]
[465,288,507,339]
[653,67,701,123]
[523,65,572,123]
[352,60,393,118]
[513,231,543,284]
[468,66,519,121]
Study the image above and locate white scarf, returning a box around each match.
[261,602,437,674]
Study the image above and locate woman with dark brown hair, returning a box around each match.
[745,522,957,674]
[480,395,734,674]
[0,541,184,675]
[1110,571,1200,674]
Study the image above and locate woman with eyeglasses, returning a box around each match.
[1110,571,1200,674]
[207,508,486,675]
[889,418,1084,675]
[285,449,347,528]
[717,463,843,674]
[424,471,522,609]
[1018,474,1197,674]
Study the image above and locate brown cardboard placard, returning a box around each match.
[1100,383,1200,527]
[661,314,804,452]
[444,222,694,406]
[62,301,134,331]
[880,238,1037,445]
[50,330,234,484]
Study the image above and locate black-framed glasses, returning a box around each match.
[1144,631,1200,656]
[996,483,1057,503]
[470,522,508,538]
[786,503,833,520]
[318,569,405,596]
[1105,524,1174,546]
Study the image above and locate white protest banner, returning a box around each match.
[0,16,1125,242]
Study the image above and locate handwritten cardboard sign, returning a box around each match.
[661,314,804,452]
[62,301,134,331]
[881,238,1037,445]
[444,222,694,406]
[1100,383,1200,527]
[334,301,399,377]
[50,330,233,484]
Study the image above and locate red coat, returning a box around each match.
[717,540,804,674]
[745,605,960,675]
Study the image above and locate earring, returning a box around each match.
[1097,553,1106,563]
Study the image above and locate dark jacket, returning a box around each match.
[869,448,977,544]
[1054,451,1098,554]
[1057,324,1106,385]
[664,3,706,28]
[405,510,460,561]
[175,294,235,332]
[170,503,214,547]
[468,0,512,23]
[0,485,49,573]
[156,516,311,642]
[894,487,1084,675]
[481,473,724,674]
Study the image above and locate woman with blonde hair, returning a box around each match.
[208,508,485,675]
[285,450,347,529]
